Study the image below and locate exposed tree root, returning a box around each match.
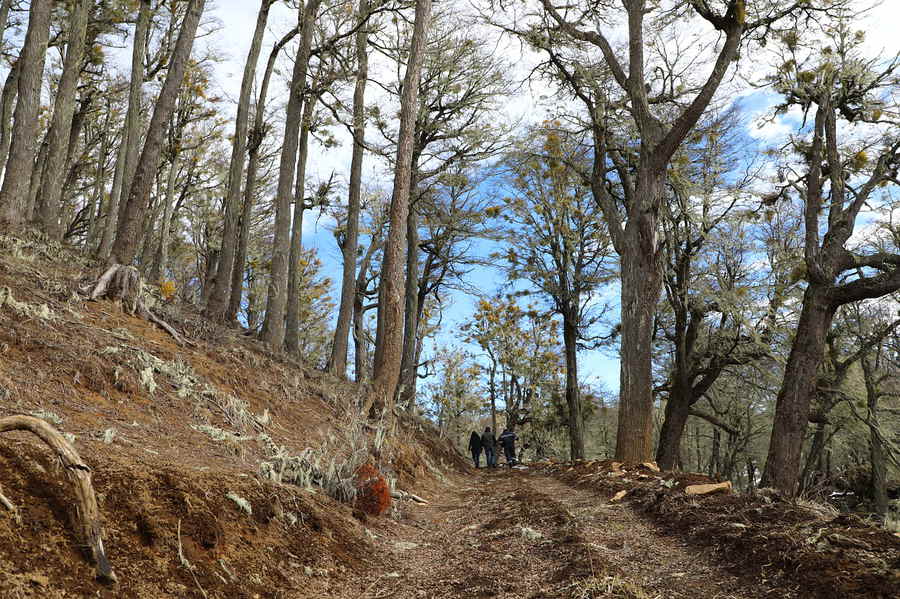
[87,264,189,345]
[0,415,117,583]
[0,483,19,522]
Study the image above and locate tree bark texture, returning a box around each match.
[0,60,19,180]
[398,205,419,407]
[328,0,370,378]
[615,179,664,462]
[656,389,691,471]
[38,0,91,240]
[260,0,320,350]
[369,0,433,418]
[111,0,206,265]
[0,0,51,229]
[761,285,835,493]
[205,0,273,320]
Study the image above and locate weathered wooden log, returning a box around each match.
[684,481,732,496]
[0,415,117,583]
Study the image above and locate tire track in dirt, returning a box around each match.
[368,469,794,599]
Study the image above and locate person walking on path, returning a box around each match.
[499,428,518,467]
[468,430,483,468]
[481,426,497,468]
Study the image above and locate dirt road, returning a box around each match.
[367,468,794,599]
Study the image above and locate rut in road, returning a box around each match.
[369,469,793,599]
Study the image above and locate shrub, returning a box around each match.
[355,463,391,516]
[159,280,177,301]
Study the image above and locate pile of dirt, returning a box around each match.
[537,460,900,599]
[0,231,465,597]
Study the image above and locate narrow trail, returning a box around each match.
[369,468,793,599]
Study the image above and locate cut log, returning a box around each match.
[389,489,429,505]
[684,481,732,496]
[641,461,660,472]
[611,490,628,502]
[0,415,117,583]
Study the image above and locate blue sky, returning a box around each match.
[198,0,899,393]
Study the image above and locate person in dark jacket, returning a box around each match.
[481,427,497,468]
[498,428,518,467]
[468,430,483,468]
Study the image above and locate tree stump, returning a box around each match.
[88,264,185,344]
[0,415,117,583]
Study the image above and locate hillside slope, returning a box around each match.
[0,232,464,598]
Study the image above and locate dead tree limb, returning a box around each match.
[0,415,117,583]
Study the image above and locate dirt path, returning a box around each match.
[367,468,794,599]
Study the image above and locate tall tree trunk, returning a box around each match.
[353,235,380,382]
[98,0,151,259]
[863,359,889,518]
[369,0,433,418]
[26,134,49,222]
[85,128,110,249]
[328,0,370,378]
[227,28,298,323]
[149,155,179,282]
[38,0,91,240]
[800,421,828,492]
[0,0,12,45]
[615,193,664,462]
[206,0,273,320]
[398,204,419,407]
[656,389,691,470]
[284,97,315,355]
[200,248,219,307]
[761,285,836,494]
[563,314,585,460]
[111,0,206,265]
[137,171,163,269]
[0,0,51,229]
[260,0,321,350]
[0,60,19,178]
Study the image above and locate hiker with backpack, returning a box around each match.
[468,430,483,468]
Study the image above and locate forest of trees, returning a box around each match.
[0,0,898,517]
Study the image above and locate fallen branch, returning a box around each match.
[0,415,116,583]
[86,264,190,346]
